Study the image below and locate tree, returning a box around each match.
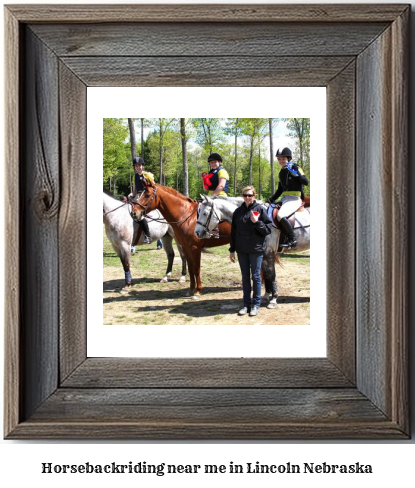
[180,118,189,196]
[140,118,145,158]
[257,129,267,197]
[155,118,176,185]
[192,118,223,156]
[103,118,129,192]
[240,118,268,186]
[285,118,310,194]
[269,118,275,195]
[224,118,244,196]
[127,118,136,161]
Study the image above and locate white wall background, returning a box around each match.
[0,0,414,486]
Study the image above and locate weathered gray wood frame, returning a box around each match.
[4,4,409,439]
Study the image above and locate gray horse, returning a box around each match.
[103,192,186,291]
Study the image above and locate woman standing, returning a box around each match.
[229,186,272,317]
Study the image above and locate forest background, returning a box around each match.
[103,117,310,200]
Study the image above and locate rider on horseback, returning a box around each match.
[130,157,154,244]
[202,153,230,197]
[267,147,308,249]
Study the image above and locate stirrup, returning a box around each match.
[143,235,152,244]
[281,239,297,249]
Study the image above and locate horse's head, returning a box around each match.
[195,195,220,238]
[130,180,157,222]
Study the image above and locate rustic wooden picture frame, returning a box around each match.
[4,4,409,439]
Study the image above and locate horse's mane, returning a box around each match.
[157,184,197,204]
[214,196,244,207]
[103,188,114,197]
[103,189,121,202]
[211,196,263,205]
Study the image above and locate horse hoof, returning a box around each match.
[179,276,186,283]
[160,277,168,283]
[192,295,200,300]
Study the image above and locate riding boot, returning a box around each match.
[279,217,297,248]
[140,218,152,244]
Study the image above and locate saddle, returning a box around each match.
[269,197,310,251]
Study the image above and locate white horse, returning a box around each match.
[195,195,310,308]
[103,192,186,291]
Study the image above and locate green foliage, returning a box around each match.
[192,118,224,156]
[284,118,311,195]
[103,117,311,199]
[103,118,129,184]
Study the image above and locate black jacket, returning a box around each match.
[229,201,272,254]
[270,166,308,202]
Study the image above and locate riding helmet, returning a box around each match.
[275,147,292,161]
[132,156,145,166]
[208,153,222,162]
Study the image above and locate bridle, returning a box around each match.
[131,185,197,226]
[130,186,158,222]
[196,201,221,238]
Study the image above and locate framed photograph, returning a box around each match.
[96,90,325,357]
[4,4,409,439]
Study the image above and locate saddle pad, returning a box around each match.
[267,203,310,229]
[293,208,310,229]
[266,204,275,222]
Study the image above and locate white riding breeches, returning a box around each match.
[277,195,302,220]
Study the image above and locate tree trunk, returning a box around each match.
[180,118,189,196]
[258,135,261,197]
[159,118,163,185]
[248,134,255,186]
[233,119,238,197]
[140,118,144,158]
[128,118,136,161]
[269,118,275,195]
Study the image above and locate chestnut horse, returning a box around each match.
[130,181,231,298]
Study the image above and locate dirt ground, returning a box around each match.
[103,246,310,326]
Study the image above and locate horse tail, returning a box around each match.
[275,251,283,268]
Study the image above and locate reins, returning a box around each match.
[131,184,198,226]
[103,202,129,216]
[145,207,198,226]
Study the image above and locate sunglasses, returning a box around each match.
[243,194,254,197]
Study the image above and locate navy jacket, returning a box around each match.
[229,201,272,254]
[270,165,308,202]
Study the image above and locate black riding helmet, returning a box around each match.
[132,156,145,166]
[275,147,292,161]
[208,153,222,162]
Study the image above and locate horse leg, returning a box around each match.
[183,250,199,298]
[160,234,174,283]
[119,243,132,292]
[176,241,187,283]
[192,250,202,298]
[262,250,278,308]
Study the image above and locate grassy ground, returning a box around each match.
[103,227,310,326]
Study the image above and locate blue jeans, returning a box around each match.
[237,252,263,308]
